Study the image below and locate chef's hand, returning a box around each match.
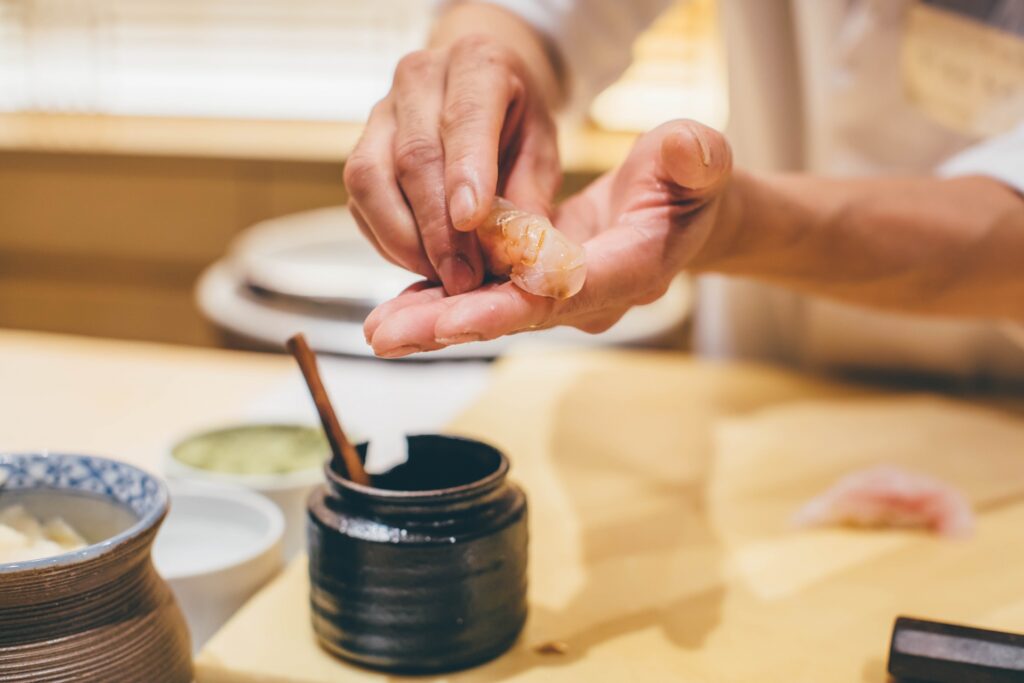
[344,34,561,296]
[363,120,734,357]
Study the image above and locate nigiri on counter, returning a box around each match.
[793,465,974,538]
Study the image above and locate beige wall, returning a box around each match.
[0,151,347,346]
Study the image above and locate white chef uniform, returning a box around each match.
[451,0,1024,383]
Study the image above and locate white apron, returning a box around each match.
[696,0,1024,383]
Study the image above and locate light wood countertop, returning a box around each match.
[196,348,1024,682]
[6,329,1024,682]
[0,329,292,468]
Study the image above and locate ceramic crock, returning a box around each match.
[0,453,192,682]
[307,434,528,673]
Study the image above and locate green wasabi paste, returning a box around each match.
[173,425,329,475]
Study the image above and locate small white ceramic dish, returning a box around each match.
[153,482,284,652]
[164,423,329,559]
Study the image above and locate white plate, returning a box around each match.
[198,260,691,359]
[232,206,419,307]
[198,206,693,359]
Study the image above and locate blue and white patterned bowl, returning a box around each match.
[0,453,192,681]
[0,452,168,572]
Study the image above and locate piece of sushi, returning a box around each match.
[793,465,974,538]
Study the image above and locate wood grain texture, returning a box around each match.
[0,329,291,463]
[0,150,347,346]
[0,520,192,682]
[195,350,1024,683]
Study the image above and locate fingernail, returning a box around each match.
[688,123,712,166]
[436,332,484,345]
[438,254,477,294]
[378,344,423,358]
[449,184,478,230]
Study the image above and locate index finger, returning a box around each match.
[440,37,522,231]
[392,51,484,296]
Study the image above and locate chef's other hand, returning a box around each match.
[363,119,733,357]
[344,35,561,296]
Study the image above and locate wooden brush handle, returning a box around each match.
[286,334,370,486]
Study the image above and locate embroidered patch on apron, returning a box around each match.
[902,0,1024,136]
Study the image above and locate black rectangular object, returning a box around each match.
[889,616,1024,682]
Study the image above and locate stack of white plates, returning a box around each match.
[196,206,692,359]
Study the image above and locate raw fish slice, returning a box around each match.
[477,198,587,299]
[793,465,974,537]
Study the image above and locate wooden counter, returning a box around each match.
[6,329,1024,682]
[0,329,291,464]
[194,348,1024,682]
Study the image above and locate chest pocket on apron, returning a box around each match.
[902,0,1024,137]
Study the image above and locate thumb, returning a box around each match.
[658,119,732,198]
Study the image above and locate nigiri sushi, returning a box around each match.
[476,198,586,299]
[793,465,974,538]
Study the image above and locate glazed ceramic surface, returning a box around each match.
[308,435,528,673]
[0,453,192,683]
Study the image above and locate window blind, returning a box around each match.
[0,0,431,121]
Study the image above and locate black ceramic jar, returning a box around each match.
[307,434,528,673]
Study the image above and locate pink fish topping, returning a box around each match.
[793,465,974,538]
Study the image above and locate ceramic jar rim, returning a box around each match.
[0,452,169,575]
[323,434,509,504]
